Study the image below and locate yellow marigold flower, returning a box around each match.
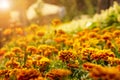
[108,57,120,65]
[102,32,112,41]
[46,69,71,80]
[32,54,43,60]
[87,38,99,46]
[92,27,100,32]
[79,35,88,42]
[4,52,15,59]
[15,27,24,35]
[40,57,50,63]
[37,57,50,67]
[25,60,33,68]
[115,38,120,48]
[81,43,90,48]
[113,30,120,37]
[64,39,73,46]
[38,45,58,56]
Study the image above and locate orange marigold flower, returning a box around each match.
[4,52,15,59]
[81,48,98,61]
[0,48,6,56]
[83,62,120,80]
[36,31,45,37]
[113,30,120,37]
[92,27,100,32]
[102,32,112,41]
[91,49,115,61]
[38,45,58,57]
[5,58,20,68]
[52,18,61,26]
[17,69,42,80]
[54,37,66,43]
[11,47,23,53]
[59,50,76,63]
[3,28,12,36]
[46,69,71,80]
[0,70,9,76]
[64,39,73,46]
[25,60,33,68]
[55,29,66,36]
[15,27,24,35]
[37,57,50,67]
[88,32,98,38]
[26,46,38,54]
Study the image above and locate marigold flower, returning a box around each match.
[102,32,112,41]
[46,69,71,80]
[17,69,42,80]
[26,46,38,54]
[36,31,45,37]
[25,60,33,68]
[4,52,15,59]
[55,29,66,36]
[92,27,100,32]
[11,47,23,53]
[91,49,115,61]
[88,32,98,38]
[54,37,66,43]
[38,45,58,57]
[81,48,98,61]
[15,27,24,35]
[59,50,76,63]
[0,70,9,76]
[29,24,39,31]
[52,18,61,26]
[113,30,120,37]
[3,28,12,36]
[64,39,73,46]
[0,48,6,56]
[83,63,120,80]
[5,58,20,68]
[37,57,50,67]
[107,57,120,65]
[79,35,88,42]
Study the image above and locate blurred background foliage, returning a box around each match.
[43,0,98,21]
[0,0,120,48]
[42,0,120,21]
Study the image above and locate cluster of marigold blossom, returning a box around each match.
[0,24,120,80]
[83,62,120,80]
